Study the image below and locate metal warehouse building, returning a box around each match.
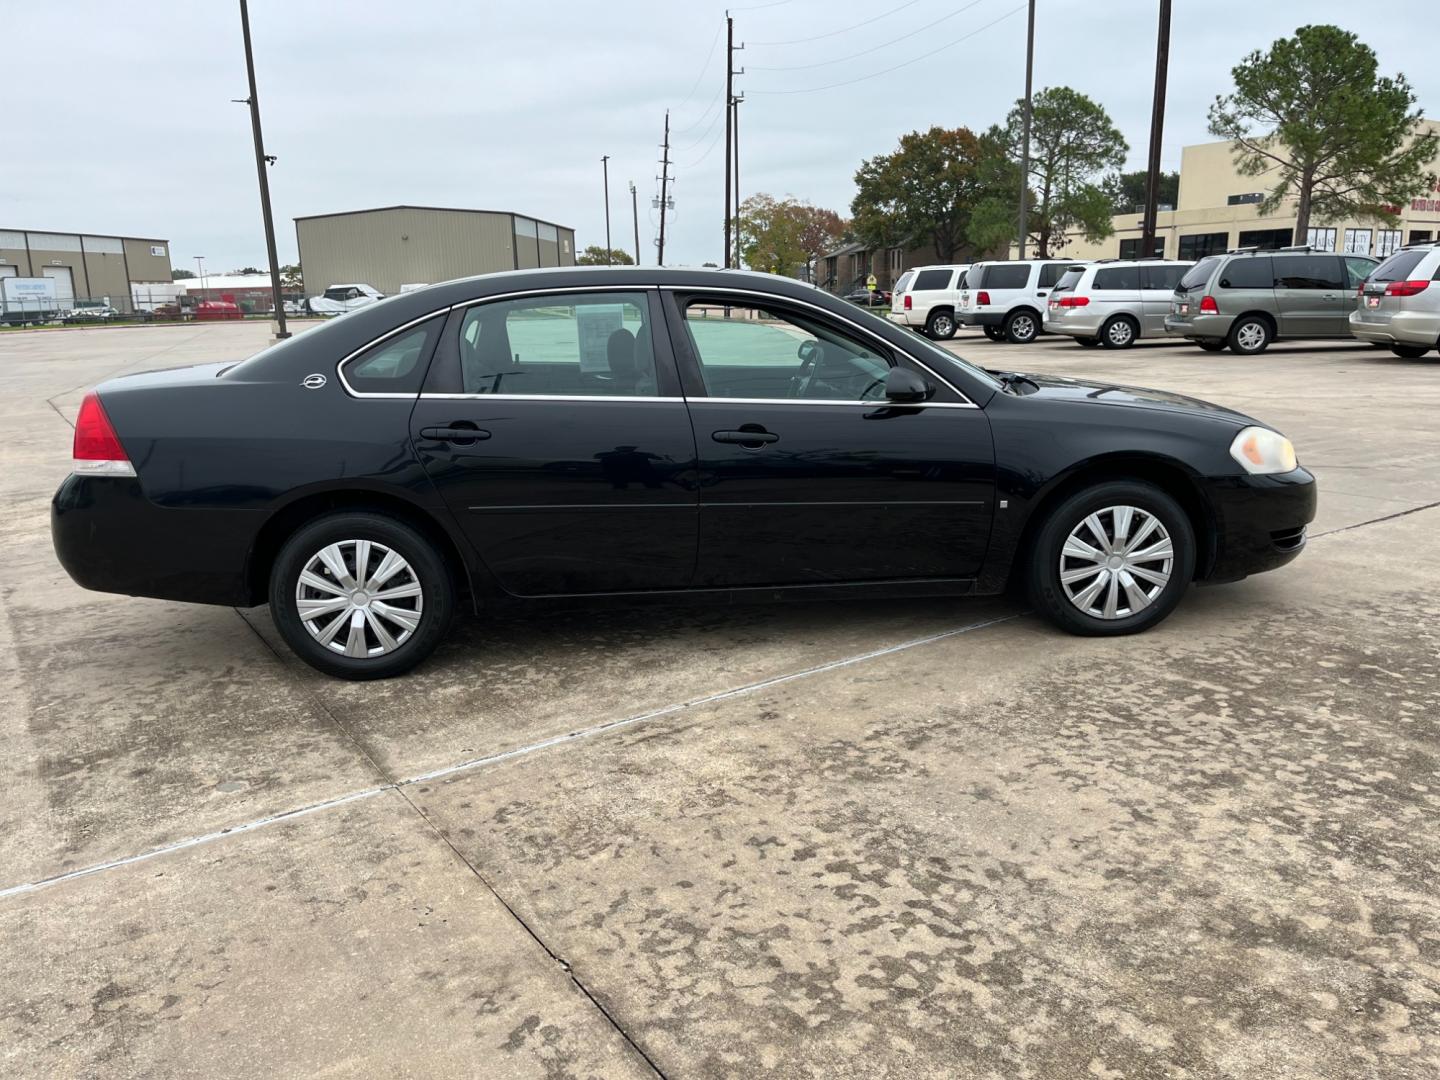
[294,205,576,297]
[0,228,173,311]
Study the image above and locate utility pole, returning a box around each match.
[601,155,612,265]
[1016,0,1035,259]
[1140,0,1173,260]
[237,0,288,338]
[629,181,641,265]
[723,14,735,268]
[657,111,672,266]
[194,256,207,298]
[732,92,743,263]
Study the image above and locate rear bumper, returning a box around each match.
[1165,313,1234,339]
[1044,311,1106,336]
[1199,468,1317,585]
[1348,309,1440,348]
[52,474,264,606]
[956,310,1004,327]
[887,310,922,328]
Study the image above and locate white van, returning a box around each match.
[957,259,1083,343]
[888,264,969,339]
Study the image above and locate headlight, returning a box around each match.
[1230,426,1297,475]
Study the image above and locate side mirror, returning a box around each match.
[884,367,933,403]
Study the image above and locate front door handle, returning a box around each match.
[420,424,492,445]
[712,427,779,449]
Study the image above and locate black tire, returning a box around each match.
[1027,480,1196,637]
[1227,315,1272,355]
[983,324,1006,342]
[269,512,455,680]
[1391,344,1430,359]
[1004,308,1040,344]
[925,309,957,340]
[1075,336,1102,348]
[1196,339,1227,352]
[1100,316,1140,349]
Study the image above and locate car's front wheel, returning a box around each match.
[1391,343,1430,359]
[1196,339,1227,352]
[269,512,454,679]
[1075,336,1101,348]
[1027,481,1195,636]
[983,324,1006,342]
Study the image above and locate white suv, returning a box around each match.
[957,259,1081,343]
[888,264,969,339]
[1044,260,1192,348]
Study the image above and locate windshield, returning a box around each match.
[1052,267,1085,293]
[1178,256,1221,292]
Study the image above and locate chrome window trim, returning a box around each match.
[694,397,977,409]
[662,285,978,408]
[420,393,687,403]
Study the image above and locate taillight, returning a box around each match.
[903,294,912,310]
[1199,295,1219,314]
[1056,295,1089,307]
[976,291,991,306]
[73,392,135,477]
[1384,279,1430,297]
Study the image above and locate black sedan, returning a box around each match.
[53,267,1315,679]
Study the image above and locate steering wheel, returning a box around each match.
[789,339,820,398]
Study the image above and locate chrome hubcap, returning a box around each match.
[1109,321,1133,344]
[934,316,952,334]
[1236,322,1265,350]
[1059,505,1173,620]
[295,539,424,657]
[1013,315,1035,339]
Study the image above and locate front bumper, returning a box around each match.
[1348,308,1440,348]
[1199,467,1317,584]
[52,474,264,606]
[956,309,1004,327]
[1165,312,1234,339]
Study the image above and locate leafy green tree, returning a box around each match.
[1208,24,1435,238]
[171,268,196,280]
[1103,170,1180,214]
[851,127,1014,262]
[736,195,844,279]
[1000,87,1127,255]
[576,245,635,265]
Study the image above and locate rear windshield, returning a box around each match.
[1177,256,1221,292]
[1370,249,1429,282]
[893,271,914,294]
[1051,268,1085,293]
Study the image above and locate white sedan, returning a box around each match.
[306,284,384,316]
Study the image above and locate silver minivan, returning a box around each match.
[1350,242,1440,358]
[1045,260,1193,348]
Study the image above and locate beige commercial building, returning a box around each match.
[1059,121,1440,263]
[0,228,172,311]
[294,205,577,297]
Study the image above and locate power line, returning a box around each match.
[672,83,724,137]
[748,0,986,71]
[747,4,1026,95]
[679,122,727,170]
[748,0,924,46]
[674,23,724,111]
[729,0,794,10]
[674,95,726,152]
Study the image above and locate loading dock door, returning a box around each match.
[42,266,74,305]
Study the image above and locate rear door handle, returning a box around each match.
[712,428,779,447]
[420,425,492,444]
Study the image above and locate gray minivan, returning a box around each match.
[1165,248,1378,354]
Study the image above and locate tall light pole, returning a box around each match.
[601,155,613,265]
[237,0,288,338]
[1140,0,1173,259]
[629,181,641,266]
[1016,0,1036,259]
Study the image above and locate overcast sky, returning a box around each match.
[6,1,1437,281]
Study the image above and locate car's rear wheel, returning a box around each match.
[1391,344,1430,358]
[1227,315,1272,355]
[1027,481,1195,636]
[925,309,957,339]
[1101,316,1139,349]
[1196,339,1227,352]
[983,324,1006,342]
[1005,309,1040,344]
[269,512,454,680]
[1075,336,1101,348]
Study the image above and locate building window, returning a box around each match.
[889,248,902,273]
[150,245,167,257]
[1178,232,1228,260]
[1306,227,1337,251]
[1343,228,1372,254]
[1238,228,1293,250]
[1119,237,1164,259]
[1226,192,1264,206]
[1408,230,1433,245]
[1375,229,1403,257]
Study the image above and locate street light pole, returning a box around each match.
[1140,0,1173,259]
[629,181,640,266]
[237,0,288,338]
[602,155,612,265]
[1016,0,1035,259]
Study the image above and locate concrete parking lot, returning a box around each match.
[2,321,1438,1078]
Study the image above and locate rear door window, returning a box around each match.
[984,264,1030,290]
[1093,266,1140,290]
[911,269,952,291]
[1141,265,1188,290]
[1274,255,1343,289]
[1219,257,1273,289]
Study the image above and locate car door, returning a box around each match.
[1140,264,1185,334]
[661,289,996,587]
[1273,254,1346,336]
[409,288,700,597]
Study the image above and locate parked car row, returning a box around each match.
[885,242,1440,358]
